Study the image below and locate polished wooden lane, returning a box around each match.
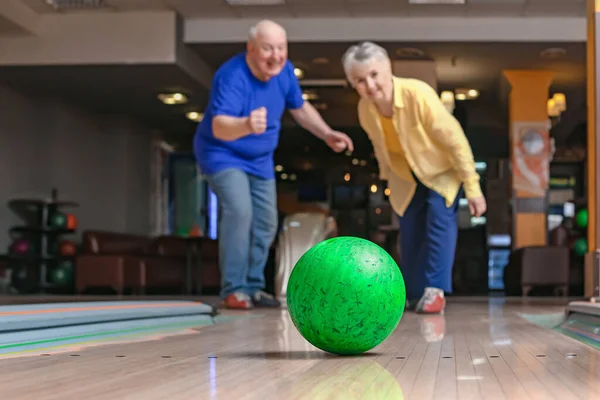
[0,298,598,399]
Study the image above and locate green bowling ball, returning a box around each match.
[573,237,588,256]
[575,209,588,228]
[286,236,406,355]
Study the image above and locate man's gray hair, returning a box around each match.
[342,41,390,78]
[248,20,286,42]
[248,25,258,41]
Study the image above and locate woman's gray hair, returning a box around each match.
[341,41,390,79]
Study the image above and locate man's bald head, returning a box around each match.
[246,20,289,81]
[248,20,287,43]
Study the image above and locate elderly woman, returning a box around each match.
[342,42,487,314]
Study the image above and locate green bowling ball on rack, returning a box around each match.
[49,212,67,229]
[573,237,588,256]
[50,260,74,285]
[575,209,588,229]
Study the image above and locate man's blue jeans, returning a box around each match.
[204,168,278,298]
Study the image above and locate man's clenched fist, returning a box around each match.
[247,107,267,134]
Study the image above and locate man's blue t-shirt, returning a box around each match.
[193,53,305,180]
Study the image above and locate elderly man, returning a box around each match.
[194,20,353,310]
[342,41,486,314]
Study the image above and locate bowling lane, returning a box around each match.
[0,298,599,400]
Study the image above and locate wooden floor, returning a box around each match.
[0,297,599,399]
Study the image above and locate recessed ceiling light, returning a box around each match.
[45,0,107,10]
[455,88,478,100]
[158,93,188,105]
[312,57,329,64]
[540,47,567,59]
[186,111,203,122]
[302,90,318,101]
[396,47,427,58]
[294,67,304,79]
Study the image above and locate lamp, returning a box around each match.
[158,92,188,105]
[440,91,455,113]
[547,99,560,117]
[552,93,566,112]
[186,111,204,122]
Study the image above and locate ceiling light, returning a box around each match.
[302,90,318,101]
[370,184,378,193]
[455,88,478,100]
[440,91,455,113]
[281,173,288,180]
[396,47,426,58]
[290,174,297,181]
[312,57,329,64]
[552,93,566,112]
[344,173,351,182]
[275,165,283,172]
[45,0,107,10]
[352,158,359,165]
[294,68,304,79]
[547,99,560,117]
[158,93,188,105]
[540,47,567,59]
[186,111,203,122]
[384,188,391,196]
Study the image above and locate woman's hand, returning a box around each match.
[468,196,487,217]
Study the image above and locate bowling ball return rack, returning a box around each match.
[1,188,78,294]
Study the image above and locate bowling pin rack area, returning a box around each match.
[0,189,79,294]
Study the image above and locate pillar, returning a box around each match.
[585,0,600,298]
[502,70,554,249]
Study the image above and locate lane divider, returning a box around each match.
[0,319,212,356]
[0,302,206,317]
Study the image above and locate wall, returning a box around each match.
[0,84,156,250]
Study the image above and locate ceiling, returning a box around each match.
[0,14,29,36]
[18,0,588,18]
[0,64,208,136]
[0,0,588,164]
